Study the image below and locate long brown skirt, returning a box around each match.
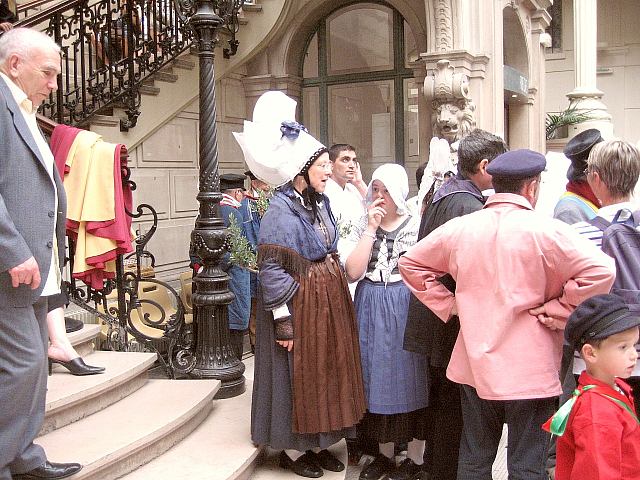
[291,253,367,434]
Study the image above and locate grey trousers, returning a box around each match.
[0,297,48,479]
[457,384,556,480]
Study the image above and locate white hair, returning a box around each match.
[0,28,60,66]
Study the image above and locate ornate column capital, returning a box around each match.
[423,58,476,145]
[420,50,490,80]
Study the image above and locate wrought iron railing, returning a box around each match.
[35,124,194,378]
[17,0,193,131]
[64,181,195,378]
[16,0,245,131]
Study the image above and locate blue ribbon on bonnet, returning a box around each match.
[280,121,308,140]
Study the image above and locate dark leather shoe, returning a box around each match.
[307,449,345,472]
[279,451,323,478]
[387,458,426,480]
[50,357,105,376]
[14,461,82,479]
[359,453,395,480]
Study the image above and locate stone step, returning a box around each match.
[43,351,157,435]
[172,57,196,70]
[37,378,220,480]
[152,69,179,83]
[250,441,348,480]
[139,84,161,96]
[90,114,120,127]
[66,324,102,358]
[121,356,261,480]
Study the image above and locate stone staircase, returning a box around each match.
[37,323,262,479]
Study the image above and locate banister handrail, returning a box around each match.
[15,0,80,27]
[37,114,129,168]
[37,113,58,137]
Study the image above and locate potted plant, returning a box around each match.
[545,107,594,140]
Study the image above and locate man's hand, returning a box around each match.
[351,161,368,197]
[0,22,13,32]
[8,257,40,289]
[529,305,560,331]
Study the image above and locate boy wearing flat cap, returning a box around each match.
[400,149,615,480]
[544,294,640,480]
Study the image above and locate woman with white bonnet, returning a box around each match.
[344,164,428,480]
[233,91,366,478]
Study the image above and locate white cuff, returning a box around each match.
[272,303,291,320]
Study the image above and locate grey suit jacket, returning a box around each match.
[0,77,67,307]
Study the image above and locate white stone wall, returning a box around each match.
[545,0,640,143]
[127,76,247,283]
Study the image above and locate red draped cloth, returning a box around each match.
[50,124,133,289]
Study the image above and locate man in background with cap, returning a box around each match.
[553,129,603,224]
[544,294,640,480]
[400,149,615,480]
[219,173,251,360]
[241,170,270,353]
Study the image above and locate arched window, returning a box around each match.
[301,3,419,181]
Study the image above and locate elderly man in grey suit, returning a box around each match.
[0,28,81,480]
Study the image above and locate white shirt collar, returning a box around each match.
[0,72,34,114]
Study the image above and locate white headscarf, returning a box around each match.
[366,163,409,215]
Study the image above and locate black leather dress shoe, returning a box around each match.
[307,449,345,472]
[359,453,395,480]
[14,461,82,479]
[387,458,426,480]
[279,451,323,478]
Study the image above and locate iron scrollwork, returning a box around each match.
[17,0,194,130]
[65,199,195,378]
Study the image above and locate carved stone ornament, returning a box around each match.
[434,0,453,52]
[424,59,476,145]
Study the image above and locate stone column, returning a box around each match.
[566,0,613,137]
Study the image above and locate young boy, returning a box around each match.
[544,294,640,479]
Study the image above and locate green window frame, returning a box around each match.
[301,2,413,165]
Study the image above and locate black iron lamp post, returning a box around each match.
[173,0,246,398]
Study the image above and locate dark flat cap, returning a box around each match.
[220,173,246,191]
[564,129,603,161]
[565,294,640,351]
[564,129,603,181]
[486,149,546,179]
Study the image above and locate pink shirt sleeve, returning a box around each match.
[399,224,456,322]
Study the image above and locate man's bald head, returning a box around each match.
[0,28,61,106]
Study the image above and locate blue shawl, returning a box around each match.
[257,183,338,310]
